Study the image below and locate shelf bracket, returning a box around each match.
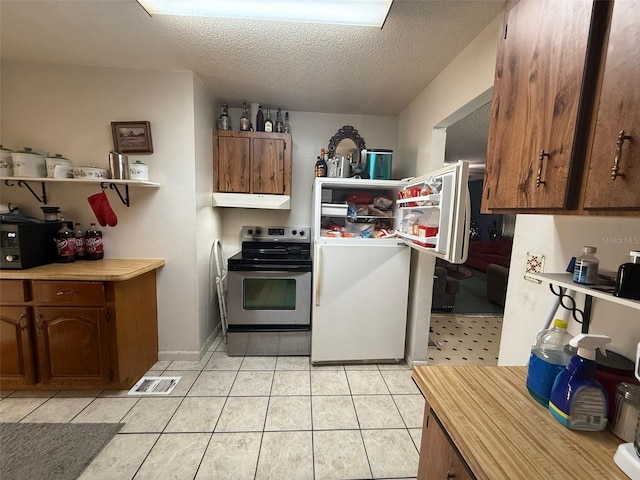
[102,182,130,207]
[4,179,48,204]
[549,284,592,332]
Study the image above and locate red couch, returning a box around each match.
[465,237,512,273]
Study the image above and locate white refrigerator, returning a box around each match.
[311,161,470,363]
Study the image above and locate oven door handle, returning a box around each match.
[314,245,321,307]
[228,264,311,272]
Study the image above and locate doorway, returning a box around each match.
[427,92,512,366]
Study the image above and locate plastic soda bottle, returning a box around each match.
[85,223,104,260]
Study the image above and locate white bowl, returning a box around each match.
[73,166,108,179]
[12,149,46,177]
[46,155,72,178]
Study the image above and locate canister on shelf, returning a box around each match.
[611,382,640,442]
[614,251,640,300]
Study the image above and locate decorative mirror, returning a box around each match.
[327,125,366,160]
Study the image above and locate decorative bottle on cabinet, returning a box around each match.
[239,102,251,131]
[264,107,273,132]
[275,108,284,133]
[284,112,291,133]
[256,105,265,132]
[218,104,230,131]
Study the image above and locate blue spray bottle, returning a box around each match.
[548,333,611,431]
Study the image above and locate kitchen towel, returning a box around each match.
[88,191,117,227]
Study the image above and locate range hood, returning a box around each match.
[212,193,291,210]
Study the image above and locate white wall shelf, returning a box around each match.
[529,272,640,311]
[1,176,160,207]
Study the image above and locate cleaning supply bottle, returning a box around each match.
[526,319,574,406]
[549,334,611,431]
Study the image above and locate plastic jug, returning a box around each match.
[526,319,574,407]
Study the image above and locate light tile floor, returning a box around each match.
[0,335,423,480]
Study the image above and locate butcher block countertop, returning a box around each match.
[412,366,627,480]
[0,259,165,281]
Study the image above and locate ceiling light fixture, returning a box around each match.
[136,0,394,28]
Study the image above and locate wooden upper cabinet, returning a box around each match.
[216,133,250,193]
[583,0,640,210]
[252,137,286,194]
[483,0,597,210]
[214,130,291,195]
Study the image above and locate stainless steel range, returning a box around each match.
[227,226,311,356]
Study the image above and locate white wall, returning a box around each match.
[1,61,221,360]
[499,215,640,365]
[397,16,502,364]
[193,75,223,355]
[219,111,398,257]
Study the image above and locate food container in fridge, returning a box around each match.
[12,147,46,177]
[45,154,72,178]
[321,203,348,216]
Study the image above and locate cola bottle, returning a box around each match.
[56,222,76,263]
[85,223,104,260]
[74,222,85,260]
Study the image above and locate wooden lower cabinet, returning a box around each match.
[418,404,474,480]
[35,306,110,386]
[0,272,159,390]
[0,305,36,386]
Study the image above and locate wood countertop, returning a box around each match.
[412,366,627,480]
[0,259,165,281]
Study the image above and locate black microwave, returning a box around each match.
[0,221,62,269]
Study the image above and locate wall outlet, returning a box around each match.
[525,252,545,282]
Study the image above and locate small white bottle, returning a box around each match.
[573,246,599,285]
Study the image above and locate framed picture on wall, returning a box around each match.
[111,121,153,154]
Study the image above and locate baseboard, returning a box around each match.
[157,324,222,361]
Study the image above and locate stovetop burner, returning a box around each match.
[228,226,312,270]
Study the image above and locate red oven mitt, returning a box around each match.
[88,191,118,227]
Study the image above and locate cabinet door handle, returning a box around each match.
[536,150,549,187]
[18,314,28,330]
[445,473,455,479]
[56,290,78,297]
[612,130,632,180]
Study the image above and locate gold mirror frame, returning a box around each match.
[327,125,366,159]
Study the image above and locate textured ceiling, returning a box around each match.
[0,0,503,116]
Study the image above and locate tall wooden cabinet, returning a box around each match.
[482,0,640,214]
[214,130,292,195]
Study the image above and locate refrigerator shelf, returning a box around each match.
[397,205,440,211]
[396,193,441,207]
[396,231,439,249]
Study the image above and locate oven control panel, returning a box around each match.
[241,225,310,242]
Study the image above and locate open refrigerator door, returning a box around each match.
[396,161,470,263]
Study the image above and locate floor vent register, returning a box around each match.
[128,376,181,395]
